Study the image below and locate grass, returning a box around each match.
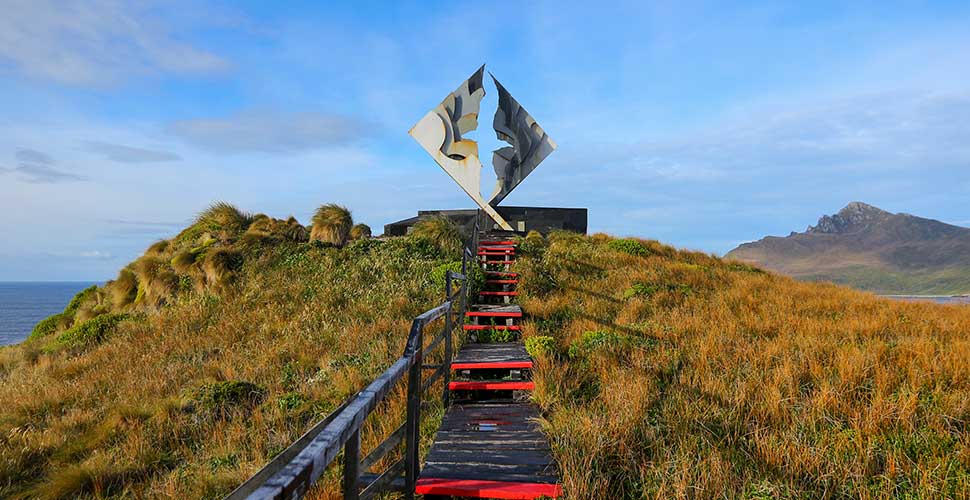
[311,204,353,247]
[410,215,463,255]
[516,231,970,499]
[0,203,462,499]
[5,216,969,499]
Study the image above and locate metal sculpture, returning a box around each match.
[409,65,555,230]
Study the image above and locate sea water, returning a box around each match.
[0,282,97,346]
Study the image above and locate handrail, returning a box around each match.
[227,216,480,500]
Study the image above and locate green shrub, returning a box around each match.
[277,392,309,412]
[518,230,547,257]
[607,238,652,257]
[192,381,266,418]
[55,313,137,348]
[475,328,518,343]
[410,216,462,256]
[30,312,72,339]
[431,261,485,296]
[345,238,383,256]
[65,286,99,315]
[624,281,694,299]
[727,262,766,274]
[525,336,557,358]
[568,330,625,359]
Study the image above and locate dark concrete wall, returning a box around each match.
[384,207,587,237]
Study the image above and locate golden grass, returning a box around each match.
[311,204,353,247]
[410,216,462,255]
[350,223,372,240]
[0,225,456,498]
[517,232,970,499]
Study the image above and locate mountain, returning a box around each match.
[726,202,970,294]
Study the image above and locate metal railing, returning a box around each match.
[227,216,480,500]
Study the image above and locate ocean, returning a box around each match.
[0,282,98,346]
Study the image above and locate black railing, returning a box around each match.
[227,217,480,500]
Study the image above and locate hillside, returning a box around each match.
[0,204,477,499]
[516,232,970,498]
[726,202,970,294]
[1,210,969,498]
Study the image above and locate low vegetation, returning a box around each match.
[517,231,970,498]
[4,211,968,499]
[0,202,464,499]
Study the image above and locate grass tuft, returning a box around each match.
[311,204,353,247]
[350,223,372,240]
[410,216,463,255]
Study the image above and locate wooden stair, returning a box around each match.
[417,235,561,499]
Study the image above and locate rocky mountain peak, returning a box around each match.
[807,202,892,234]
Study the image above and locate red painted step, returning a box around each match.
[486,279,519,285]
[478,291,518,296]
[415,479,562,499]
[451,360,533,370]
[479,240,517,246]
[485,271,519,276]
[466,311,522,318]
[478,251,516,256]
[483,260,516,265]
[479,245,516,251]
[462,324,521,331]
[448,381,535,391]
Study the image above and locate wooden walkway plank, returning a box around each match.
[418,236,561,499]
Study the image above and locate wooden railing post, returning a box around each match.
[442,301,453,407]
[403,322,422,499]
[342,428,360,500]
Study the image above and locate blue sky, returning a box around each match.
[1,0,969,280]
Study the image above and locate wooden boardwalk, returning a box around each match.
[416,238,562,499]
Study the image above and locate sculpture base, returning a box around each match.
[384,206,587,237]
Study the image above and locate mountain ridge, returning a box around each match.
[726,202,970,294]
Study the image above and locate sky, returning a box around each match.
[1,0,969,281]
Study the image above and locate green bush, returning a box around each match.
[192,381,266,418]
[431,261,485,296]
[65,286,99,314]
[55,313,137,348]
[277,392,309,412]
[607,239,652,257]
[30,312,72,339]
[624,281,694,299]
[410,216,463,256]
[518,230,547,257]
[525,336,557,358]
[568,330,626,359]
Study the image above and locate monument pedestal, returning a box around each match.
[384,206,587,237]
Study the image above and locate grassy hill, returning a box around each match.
[726,202,970,295]
[519,232,970,498]
[0,204,476,499]
[1,207,969,498]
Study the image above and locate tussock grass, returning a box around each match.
[196,202,253,233]
[517,232,970,499]
[410,215,463,255]
[350,223,372,240]
[311,204,353,247]
[0,205,461,498]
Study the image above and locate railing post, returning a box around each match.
[404,323,422,499]
[442,301,453,407]
[342,428,360,500]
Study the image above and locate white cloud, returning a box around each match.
[84,142,181,163]
[168,111,373,153]
[0,0,229,85]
